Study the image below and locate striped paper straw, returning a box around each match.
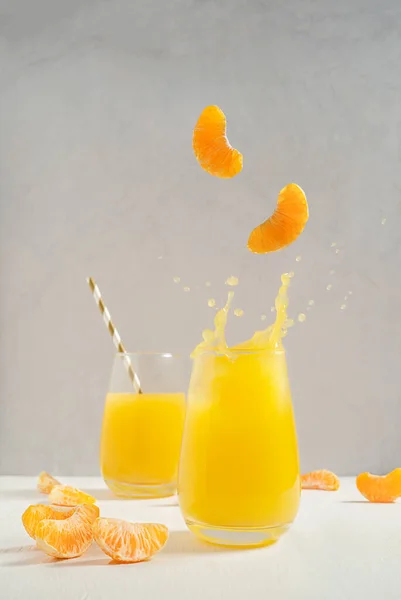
[87,277,142,394]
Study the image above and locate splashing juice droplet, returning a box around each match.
[261,314,267,321]
[271,306,276,312]
[295,256,302,262]
[381,217,387,225]
[298,313,306,323]
[184,287,190,292]
[326,284,332,291]
[308,300,315,306]
[284,318,294,328]
[288,271,295,278]
[348,291,353,295]
[208,299,216,308]
[340,304,346,310]
[335,249,340,254]
[331,242,337,248]
[173,277,181,283]
[225,276,239,286]
[234,308,244,317]
[205,281,212,287]
[344,296,348,301]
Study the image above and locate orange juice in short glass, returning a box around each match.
[101,353,186,498]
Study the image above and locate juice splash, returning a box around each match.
[179,273,300,547]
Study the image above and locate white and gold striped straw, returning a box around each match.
[87,277,142,394]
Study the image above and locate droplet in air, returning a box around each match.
[331,242,337,248]
[381,217,387,225]
[340,304,346,310]
[234,308,244,317]
[348,291,353,295]
[207,298,216,308]
[335,249,340,254]
[308,300,315,306]
[271,306,276,312]
[173,276,181,283]
[330,270,335,276]
[261,314,267,321]
[298,313,306,323]
[225,276,239,286]
[284,318,295,328]
[326,284,332,291]
[295,256,302,262]
[288,271,295,278]
[183,287,190,292]
[205,281,211,287]
[344,295,348,301]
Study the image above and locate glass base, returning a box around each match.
[104,479,176,499]
[185,518,290,548]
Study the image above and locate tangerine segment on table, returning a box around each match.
[356,469,401,503]
[35,504,99,559]
[193,105,243,178]
[48,485,96,507]
[37,471,61,494]
[301,470,340,491]
[93,518,169,563]
[22,504,75,539]
[248,183,309,253]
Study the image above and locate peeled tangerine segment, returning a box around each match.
[356,468,401,503]
[193,105,243,178]
[35,504,99,559]
[301,469,340,491]
[93,518,169,563]
[37,471,61,494]
[248,183,309,253]
[22,504,75,539]
[49,485,96,507]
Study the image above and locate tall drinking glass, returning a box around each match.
[101,352,187,498]
[178,347,300,547]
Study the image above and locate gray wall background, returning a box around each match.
[1,0,401,476]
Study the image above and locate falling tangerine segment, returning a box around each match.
[301,470,340,491]
[93,518,169,563]
[356,469,401,503]
[248,183,309,253]
[193,105,243,178]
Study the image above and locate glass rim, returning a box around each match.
[115,351,183,359]
[193,346,285,358]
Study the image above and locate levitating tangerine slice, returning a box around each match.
[49,485,96,507]
[193,105,243,178]
[301,470,340,491]
[93,518,168,563]
[22,504,74,539]
[35,504,98,559]
[248,183,309,253]
[37,471,61,494]
[356,469,401,503]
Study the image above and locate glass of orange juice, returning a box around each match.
[178,347,300,547]
[101,352,187,498]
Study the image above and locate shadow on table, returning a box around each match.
[162,530,241,555]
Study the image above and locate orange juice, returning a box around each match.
[178,274,300,546]
[101,392,186,497]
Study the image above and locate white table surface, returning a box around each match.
[1,476,400,600]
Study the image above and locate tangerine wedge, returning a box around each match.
[22,504,74,539]
[301,470,340,491]
[193,105,243,178]
[37,471,61,494]
[93,518,168,563]
[248,183,309,253]
[356,469,401,503]
[35,504,99,559]
[49,485,96,507]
